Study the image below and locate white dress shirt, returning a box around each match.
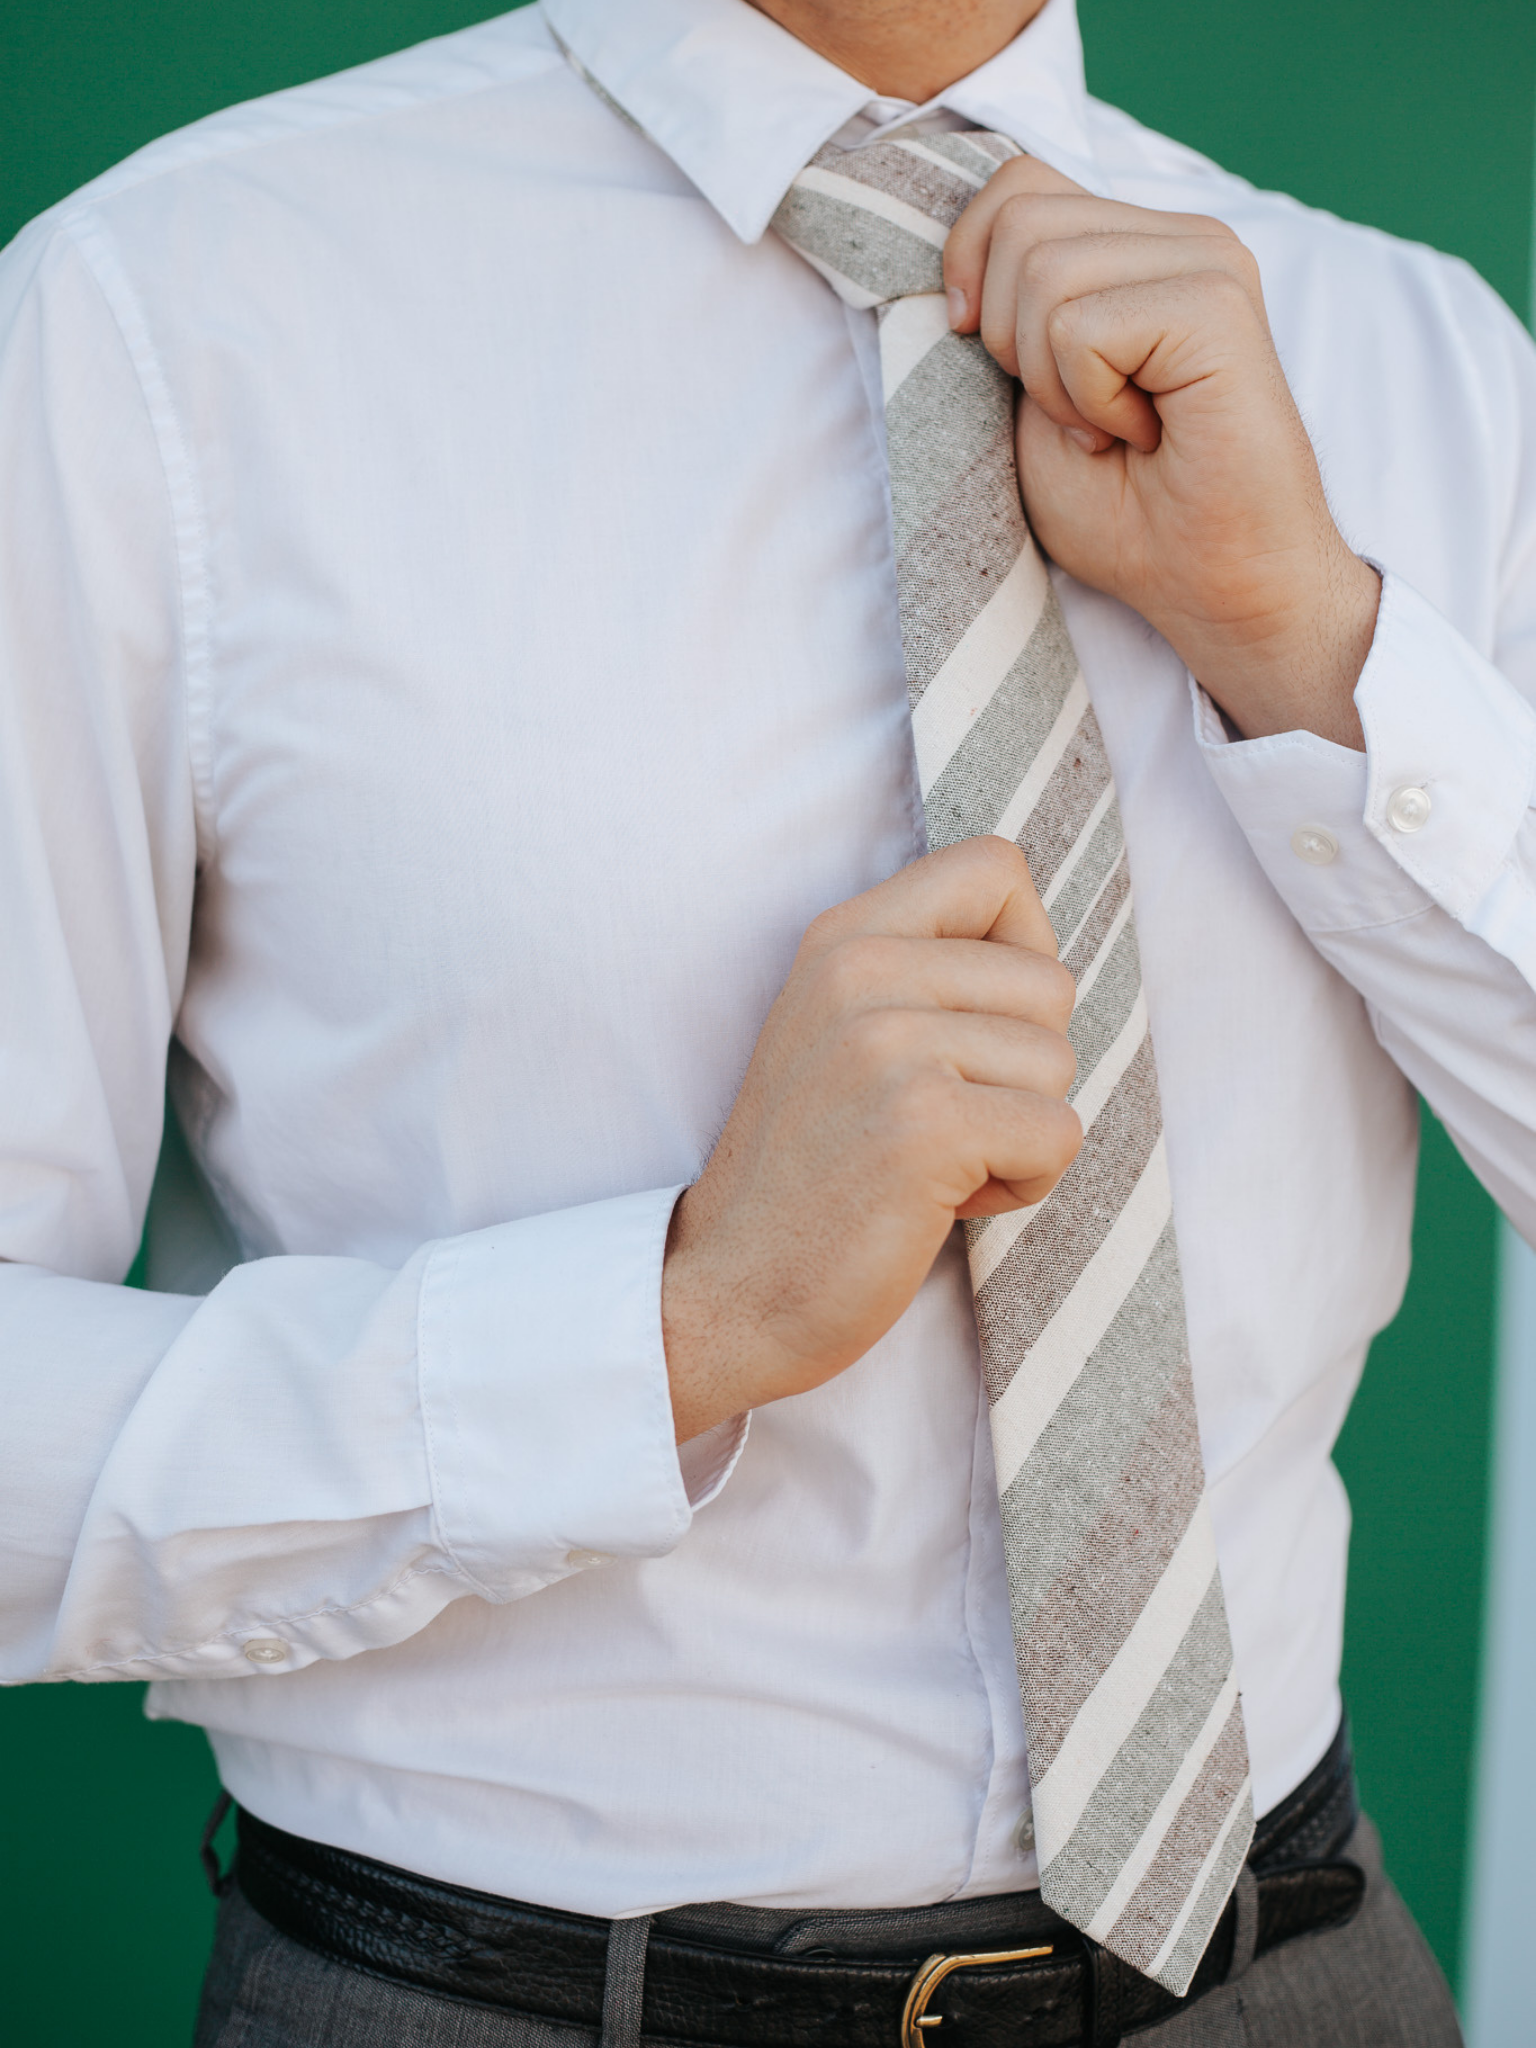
[3,0,1535,1914]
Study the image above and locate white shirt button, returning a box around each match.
[565,1549,615,1569]
[1013,1808,1035,1853]
[243,1638,289,1664]
[1385,784,1432,833]
[1290,824,1339,866]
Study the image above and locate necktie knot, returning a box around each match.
[770,131,1021,310]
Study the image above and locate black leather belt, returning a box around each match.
[228,1721,1364,2047]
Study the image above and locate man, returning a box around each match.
[1,0,1530,2038]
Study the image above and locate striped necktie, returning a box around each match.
[771,132,1253,1997]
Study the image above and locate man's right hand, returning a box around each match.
[661,836,1082,1442]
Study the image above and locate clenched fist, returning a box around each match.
[662,839,1080,1443]
[943,155,1379,750]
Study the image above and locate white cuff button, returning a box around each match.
[1386,785,1431,834]
[1290,825,1339,867]
[243,1639,289,1665]
[565,1549,615,1569]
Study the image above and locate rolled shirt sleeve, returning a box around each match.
[419,1184,745,1606]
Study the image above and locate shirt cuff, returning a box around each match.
[678,1411,752,1505]
[1195,567,1536,944]
[416,1184,707,1601]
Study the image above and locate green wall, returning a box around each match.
[1,3,1530,2039]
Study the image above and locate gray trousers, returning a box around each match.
[195,1819,1461,2048]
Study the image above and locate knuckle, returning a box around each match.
[806,937,851,1000]
[801,902,849,955]
[1203,268,1253,314]
[1018,239,1061,294]
[1038,956,1076,1019]
[979,307,1014,361]
[904,1063,955,1116]
[1046,1031,1078,1096]
[840,932,889,977]
[816,934,885,1004]
[945,212,986,270]
[841,1004,912,1069]
[970,834,1030,883]
[1233,247,1265,297]
[889,1066,956,1146]
[995,189,1038,231]
[1028,1100,1082,1181]
[1053,1102,1085,1168]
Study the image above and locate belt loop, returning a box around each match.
[1083,1938,1124,2048]
[200,1790,234,1898]
[1226,1867,1259,1984]
[601,1912,653,2048]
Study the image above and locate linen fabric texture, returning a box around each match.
[768,130,1252,1992]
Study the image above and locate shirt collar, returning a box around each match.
[539,0,1105,245]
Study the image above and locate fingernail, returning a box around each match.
[946,285,967,328]
[1066,427,1098,452]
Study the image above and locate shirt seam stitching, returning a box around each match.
[58,212,219,868]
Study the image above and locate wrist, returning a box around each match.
[1174,551,1379,751]
[660,1191,810,1443]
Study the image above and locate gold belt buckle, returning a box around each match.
[900,1944,1055,2046]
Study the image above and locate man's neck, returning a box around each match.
[746,0,1050,103]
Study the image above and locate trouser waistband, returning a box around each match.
[219,1720,1363,2048]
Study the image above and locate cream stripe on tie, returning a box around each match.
[770,129,1253,1997]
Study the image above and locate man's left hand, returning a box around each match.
[944,155,1377,749]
